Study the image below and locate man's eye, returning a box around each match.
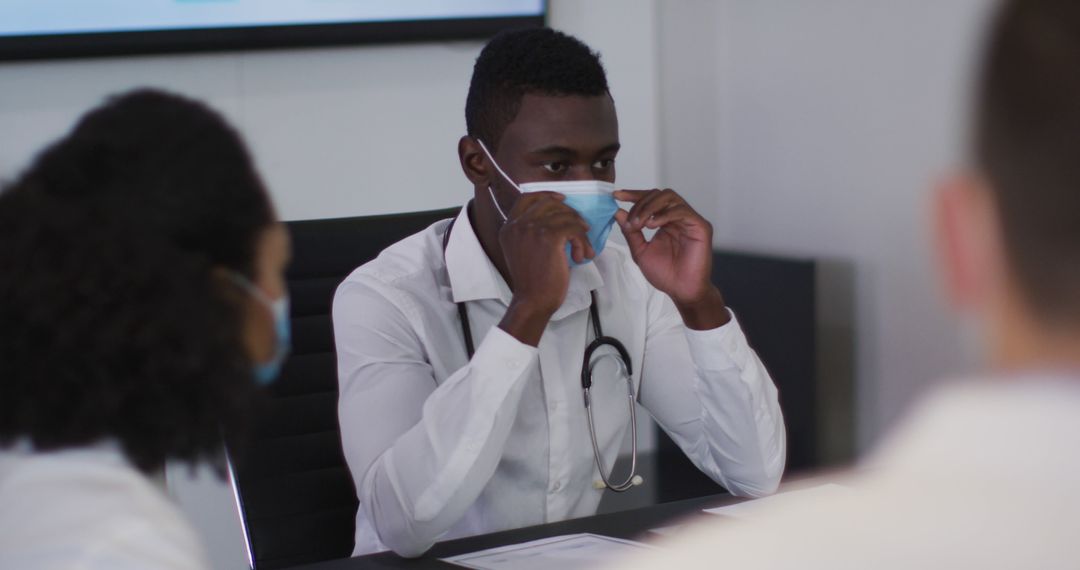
[542,162,568,173]
[593,159,615,169]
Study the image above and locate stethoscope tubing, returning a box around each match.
[443,208,642,492]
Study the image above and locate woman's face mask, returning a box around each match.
[477,139,619,267]
[231,273,291,385]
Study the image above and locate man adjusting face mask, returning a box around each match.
[333,28,785,560]
[477,138,619,266]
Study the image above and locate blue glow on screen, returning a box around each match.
[0,1,544,37]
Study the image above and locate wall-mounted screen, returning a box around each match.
[0,1,546,61]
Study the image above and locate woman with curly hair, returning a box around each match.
[0,89,290,569]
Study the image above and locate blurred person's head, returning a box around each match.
[0,89,290,472]
[935,0,1080,371]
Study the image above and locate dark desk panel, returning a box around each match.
[290,493,741,569]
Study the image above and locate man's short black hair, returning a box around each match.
[976,0,1080,324]
[465,27,610,148]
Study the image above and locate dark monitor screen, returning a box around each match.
[0,1,546,61]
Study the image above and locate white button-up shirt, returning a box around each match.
[0,440,209,570]
[604,374,1080,570]
[334,205,786,557]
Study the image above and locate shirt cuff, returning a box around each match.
[683,308,753,372]
[470,325,538,383]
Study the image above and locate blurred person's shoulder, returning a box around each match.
[0,441,209,570]
[870,373,1080,480]
[604,374,1080,570]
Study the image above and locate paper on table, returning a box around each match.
[703,483,851,521]
[443,533,656,570]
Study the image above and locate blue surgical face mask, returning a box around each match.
[477,139,619,266]
[232,273,291,385]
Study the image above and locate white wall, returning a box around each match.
[0,43,479,221]
[0,2,661,568]
[0,2,659,222]
[657,0,995,453]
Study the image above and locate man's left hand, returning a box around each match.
[614,189,730,329]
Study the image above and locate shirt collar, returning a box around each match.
[444,201,605,320]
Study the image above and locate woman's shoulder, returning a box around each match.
[0,444,209,569]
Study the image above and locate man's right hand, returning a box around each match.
[497,191,593,347]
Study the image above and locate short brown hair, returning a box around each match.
[976,0,1080,324]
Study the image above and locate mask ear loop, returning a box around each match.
[476,138,521,222]
[487,187,509,222]
[227,272,274,307]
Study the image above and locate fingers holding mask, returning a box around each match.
[506,190,563,219]
[644,203,698,230]
[498,191,594,315]
[614,188,685,230]
[613,208,647,254]
[501,191,593,265]
[566,226,596,264]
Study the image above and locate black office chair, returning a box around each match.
[229,208,458,570]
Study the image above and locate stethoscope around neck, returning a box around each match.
[443,209,644,492]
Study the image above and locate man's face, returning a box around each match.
[488,93,620,199]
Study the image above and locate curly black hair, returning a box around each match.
[0,89,274,473]
[21,88,275,279]
[465,27,610,147]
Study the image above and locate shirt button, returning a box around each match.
[552,481,562,492]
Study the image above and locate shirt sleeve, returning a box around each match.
[333,278,538,557]
[637,286,786,497]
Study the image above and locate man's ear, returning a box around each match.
[458,136,490,187]
[933,172,1005,314]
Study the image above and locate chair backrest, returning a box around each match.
[230,208,458,570]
